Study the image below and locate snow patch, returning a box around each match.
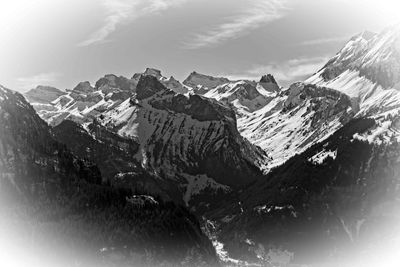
[309,149,337,165]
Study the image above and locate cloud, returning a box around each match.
[77,0,188,47]
[298,36,349,46]
[17,72,62,91]
[224,56,329,86]
[182,0,290,49]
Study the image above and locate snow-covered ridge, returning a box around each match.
[203,80,278,116]
[307,24,400,118]
[308,149,337,165]
[237,83,354,170]
[25,68,189,126]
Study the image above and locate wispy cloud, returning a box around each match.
[182,0,290,49]
[17,72,62,91]
[77,0,188,47]
[224,56,329,86]
[298,36,349,46]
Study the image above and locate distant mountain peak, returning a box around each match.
[24,85,65,104]
[306,24,400,117]
[143,67,162,79]
[136,75,167,100]
[350,30,377,42]
[72,81,94,94]
[259,74,277,84]
[183,71,230,93]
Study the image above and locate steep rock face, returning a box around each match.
[136,75,167,100]
[216,117,400,265]
[259,74,280,93]
[161,76,188,94]
[183,71,231,94]
[260,74,277,84]
[306,25,400,117]
[72,81,95,94]
[98,75,267,208]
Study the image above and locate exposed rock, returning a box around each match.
[260,74,277,84]
[183,71,230,93]
[136,75,167,100]
[72,81,94,94]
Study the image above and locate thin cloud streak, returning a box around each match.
[77,0,188,47]
[224,56,329,86]
[17,72,62,92]
[182,0,290,49]
[298,36,349,46]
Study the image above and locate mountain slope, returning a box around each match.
[306,25,400,117]
[214,117,400,265]
[0,85,219,267]
[204,25,400,266]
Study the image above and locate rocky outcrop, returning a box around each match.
[260,74,277,84]
[259,74,280,92]
[136,75,167,100]
[72,81,95,94]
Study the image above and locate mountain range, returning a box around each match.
[2,24,400,266]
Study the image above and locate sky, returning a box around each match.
[0,0,399,92]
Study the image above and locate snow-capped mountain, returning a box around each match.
[306,24,400,117]
[199,24,400,266]
[180,25,400,172]
[183,72,354,170]
[97,75,267,208]
[26,68,189,126]
[30,74,133,126]
[22,69,267,209]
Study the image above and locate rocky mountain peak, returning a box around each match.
[260,74,277,84]
[24,85,65,104]
[72,81,94,94]
[136,75,167,100]
[183,71,230,93]
[143,67,162,79]
[95,74,135,92]
[259,74,280,93]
